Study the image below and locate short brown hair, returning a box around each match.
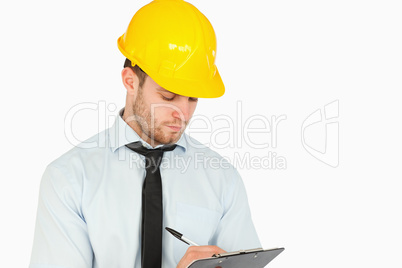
[124,58,148,88]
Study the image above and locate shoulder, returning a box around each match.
[182,133,231,161]
[44,129,110,183]
[181,133,240,178]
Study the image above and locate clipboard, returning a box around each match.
[187,247,284,268]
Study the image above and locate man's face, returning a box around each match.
[129,75,198,146]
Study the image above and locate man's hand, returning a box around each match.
[177,245,226,268]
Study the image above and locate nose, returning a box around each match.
[172,97,191,122]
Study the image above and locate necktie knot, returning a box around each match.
[126,141,177,156]
[126,141,177,170]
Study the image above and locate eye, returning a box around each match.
[161,95,174,101]
[189,97,198,102]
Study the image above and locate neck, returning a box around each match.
[122,108,161,148]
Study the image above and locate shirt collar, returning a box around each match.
[108,108,187,153]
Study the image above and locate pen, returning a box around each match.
[165,227,200,246]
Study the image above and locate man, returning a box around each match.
[30,0,260,267]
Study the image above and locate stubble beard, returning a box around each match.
[132,89,184,145]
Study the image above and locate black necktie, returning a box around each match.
[125,141,177,268]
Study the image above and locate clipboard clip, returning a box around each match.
[212,248,263,257]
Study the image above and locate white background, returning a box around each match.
[1,0,401,267]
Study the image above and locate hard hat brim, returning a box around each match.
[118,36,225,98]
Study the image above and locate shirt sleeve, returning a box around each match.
[210,166,262,251]
[29,164,93,268]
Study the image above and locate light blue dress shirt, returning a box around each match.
[30,109,261,268]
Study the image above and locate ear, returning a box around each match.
[121,67,140,96]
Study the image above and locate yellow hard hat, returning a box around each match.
[117,0,224,98]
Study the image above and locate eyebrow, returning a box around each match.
[156,87,174,94]
[155,87,198,99]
